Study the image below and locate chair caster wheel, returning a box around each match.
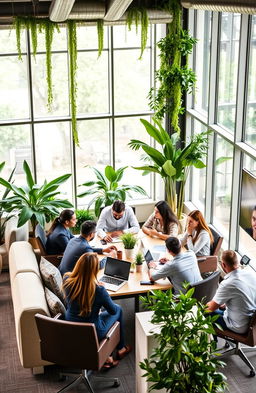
[249,370,255,377]
[113,380,120,387]
[224,342,230,348]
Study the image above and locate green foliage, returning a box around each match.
[126,7,149,59]
[67,20,78,146]
[120,232,137,249]
[71,209,95,234]
[0,160,73,237]
[128,118,210,218]
[13,17,60,111]
[148,0,197,132]
[77,165,147,218]
[135,251,144,265]
[0,162,16,243]
[97,20,104,57]
[140,289,227,393]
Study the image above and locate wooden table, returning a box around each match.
[94,230,172,311]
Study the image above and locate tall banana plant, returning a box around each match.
[77,165,147,218]
[0,160,73,237]
[128,119,210,219]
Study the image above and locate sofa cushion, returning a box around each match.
[44,287,66,317]
[40,257,65,304]
[9,241,40,283]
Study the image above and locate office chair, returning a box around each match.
[35,313,120,393]
[35,224,62,267]
[197,225,223,274]
[189,271,221,304]
[214,310,256,377]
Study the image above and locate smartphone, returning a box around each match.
[140,280,154,285]
[100,239,107,245]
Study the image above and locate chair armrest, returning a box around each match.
[197,255,218,274]
[98,322,120,369]
[43,255,62,267]
[54,313,64,320]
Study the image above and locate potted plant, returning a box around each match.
[0,162,16,244]
[0,160,73,238]
[71,209,95,234]
[128,118,209,220]
[120,232,137,260]
[140,288,227,393]
[135,251,144,273]
[77,165,147,218]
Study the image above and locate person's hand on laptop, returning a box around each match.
[98,281,105,287]
[104,234,113,243]
[159,257,168,264]
[148,261,157,269]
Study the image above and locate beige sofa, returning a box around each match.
[9,241,51,374]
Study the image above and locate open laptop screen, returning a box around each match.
[144,250,154,266]
[104,257,131,280]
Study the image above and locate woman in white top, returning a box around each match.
[180,210,213,256]
[142,201,179,240]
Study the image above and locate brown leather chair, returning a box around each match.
[35,224,62,267]
[214,310,256,377]
[189,271,221,304]
[197,225,223,274]
[35,313,120,392]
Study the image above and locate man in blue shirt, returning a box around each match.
[59,221,117,276]
[148,237,202,294]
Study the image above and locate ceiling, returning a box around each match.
[0,0,172,26]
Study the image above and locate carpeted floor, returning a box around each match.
[0,271,256,393]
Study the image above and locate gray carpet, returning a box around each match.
[0,271,255,393]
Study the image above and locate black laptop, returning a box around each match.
[100,257,131,292]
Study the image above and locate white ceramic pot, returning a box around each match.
[124,248,135,260]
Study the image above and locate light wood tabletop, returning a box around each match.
[94,230,172,311]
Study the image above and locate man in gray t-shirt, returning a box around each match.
[207,250,256,334]
[148,237,202,294]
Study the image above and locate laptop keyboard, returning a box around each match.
[100,276,124,286]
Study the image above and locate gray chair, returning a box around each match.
[197,225,223,274]
[189,271,221,304]
[35,313,120,393]
[0,216,28,271]
[35,224,62,267]
[215,310,256,377]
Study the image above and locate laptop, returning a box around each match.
[144,249,162,270]
[99,257,131,292]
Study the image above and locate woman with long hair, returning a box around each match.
[46,209,76,255]
[180,210,213,256]
[63,252,131,368]
[142,200,179,240]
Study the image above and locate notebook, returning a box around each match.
[99,257,131,292]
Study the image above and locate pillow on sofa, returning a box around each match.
[40,257,65,304]
[45,287,66,317]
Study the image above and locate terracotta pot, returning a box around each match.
[136,264,143,273]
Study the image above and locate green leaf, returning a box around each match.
[105,165,117,182]
[132,166,161,174]
[162,160,176,177]
[92,167,107,184]
[95,197,104,217]
[46,173,71,188]
[142,145,165,167]
[216,156,232,166]
[23,160,35,189]
[193,159,206,169]
[115,167,127,182]
[0,162,5,173]
[17,206,33,227]
[79,181,96,187]
[140,118,165,145]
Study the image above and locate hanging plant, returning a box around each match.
[126,7,149,59]
[14,17,22,60]
[97,20,104,57]
[148,0,197,133]
[29,18,38,58]
[67,20,79,146]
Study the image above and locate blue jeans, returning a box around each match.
[208,309,228,330]
[99,257,107,269]
[96,304,125,350]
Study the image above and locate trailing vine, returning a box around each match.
[97,20,104,57]
[14,17,22,60]
[29,18,38,58]
[148,0,197,133]
[67,20,79,146]
[126,7,149,59]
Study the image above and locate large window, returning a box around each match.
[0,24,160,206]
[188,11,256,253]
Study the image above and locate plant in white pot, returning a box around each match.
[120,232,137,260]
[135,252,144,273]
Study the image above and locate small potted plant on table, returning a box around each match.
[135,252,144,273]
[120,233,137,260]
